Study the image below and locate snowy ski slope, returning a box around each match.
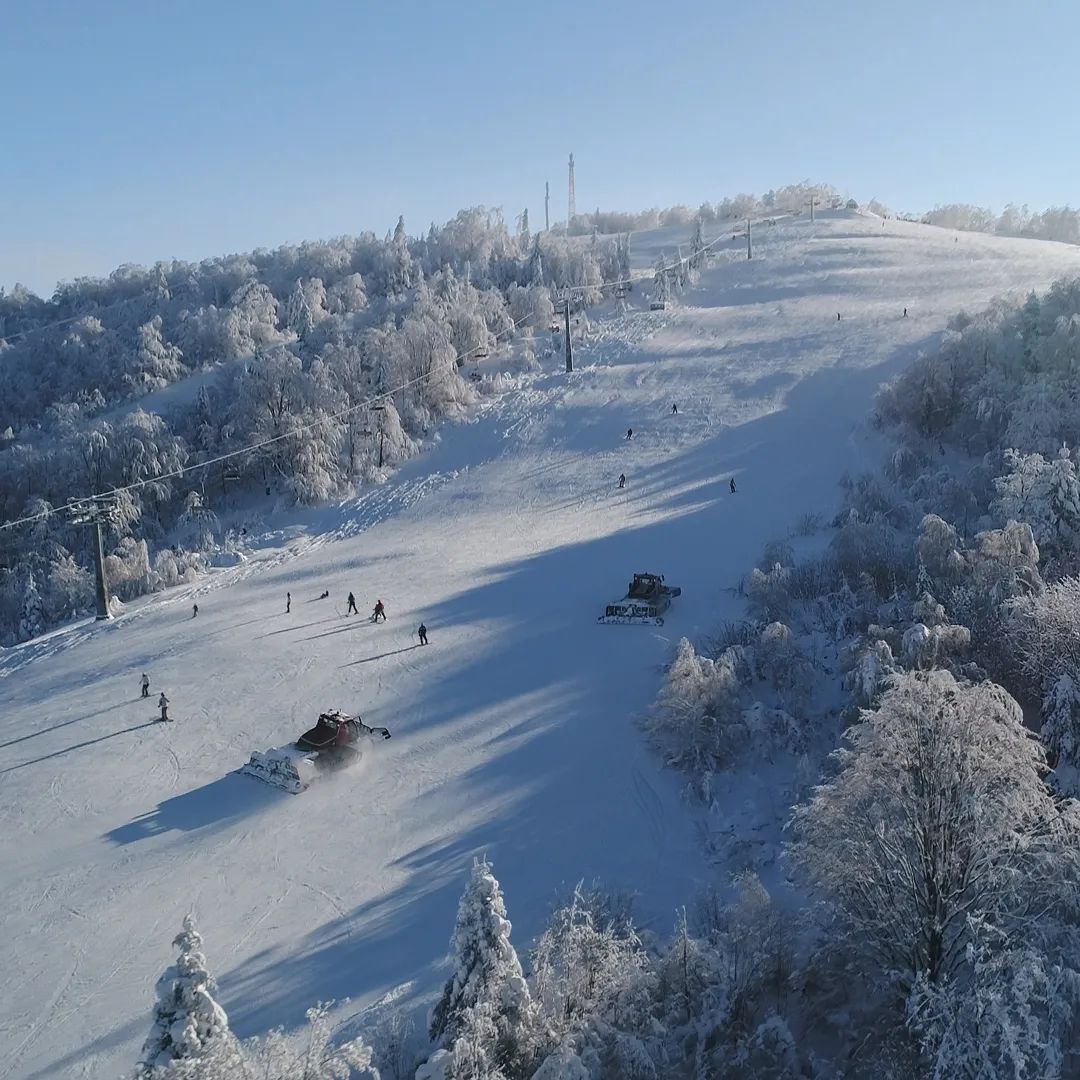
[2,211,1078,1079]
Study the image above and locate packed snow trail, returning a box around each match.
[1,212,1078,1078]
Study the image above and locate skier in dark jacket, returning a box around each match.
[671,403,678,414]
[159,693,171,722]
[286,592,291,613]
[347,592,358,615]
[625,428,633,440]
[372,600,386,622]
[192,602,199,618]
[618,474,626,489]
[730,477,737,494]
[418,623,428,645]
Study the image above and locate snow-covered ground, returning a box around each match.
[2,211,1078,1079]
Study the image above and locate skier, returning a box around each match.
[319,590,329,600]
[903,307,908,317]
[158,692,171,722]
[347,592,358,615]
[418,623,428,645]
[730,477,737,494]
[372,600,386,623]
[141,673,150,698]
[837,313,841,322]
[192,602,199,618]
[626,428,633,440]
[286,592,291,614]
[618,473,626,489]
[671,403,678,415]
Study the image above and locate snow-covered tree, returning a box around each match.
[177,490,218,550]
[285,278,316,338]
[528,1041,590,1080]
[128,316,186,394]
[645,637,745,778]
[992,447,1080,554]
[1007,576,1080,696]
[908,932,1080,1080]
[653,255,669,305]
[844,638,897,707]
[139,914,231,1073]
[327,272,368,316]
[531,883,648,1030]
[237,1002,379,1080]
[18,566,45,641]
[1041,671,1080,772]
[792,670,1080,989]
[429,859,531,1068]
[916,514,965,587]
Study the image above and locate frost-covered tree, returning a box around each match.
[128,316,186,394]
[908,932,1080,1080]
[916,514,966,588]
[429,859,531,1068]
[531,883,648,1030]
[645,637,745,778]
[18,566,45,641]
[236,1003,379,1080]
[993,447,1080,555]
[326,272,368,316]
[285,278,316,338]
[792,670,1080,989]
[139,914,231,1073]
[653,255,669,305]
[844,638,897,707]
[143,1001,379,1080]
[177,491,218,551]
[1007,576,1080,696]
[1042,671,1080,773]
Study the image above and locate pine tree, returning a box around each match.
[19,567,44,641]
[429,859,531,1055]
[1047,445,1080,548]
[286,278,315,338]
[1042,671,1080,770]
[653,255,669,304]
[139,914,231,1073]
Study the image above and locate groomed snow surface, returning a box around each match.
[2,211,1078,1079]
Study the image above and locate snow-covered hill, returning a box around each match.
[2,211,1077,1079]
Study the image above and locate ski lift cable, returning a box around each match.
[0,311,531,533]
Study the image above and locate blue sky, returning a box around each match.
[2,0,1077,295]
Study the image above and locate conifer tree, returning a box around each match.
[19,567,44,641]
[429,859,531,1059]
[139,914,231,1073]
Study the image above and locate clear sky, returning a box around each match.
[3,0,1077,296]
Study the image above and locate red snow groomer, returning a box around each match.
[241,710,390,794]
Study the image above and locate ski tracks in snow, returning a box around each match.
[0,953,82,1080]
[630,764,667,858]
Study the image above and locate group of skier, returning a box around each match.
[142,673,171,722]
[154,587,429,723]
[618,403,738,495]
[340,593,397,626]
[340,591,429,642]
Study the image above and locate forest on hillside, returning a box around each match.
[0,209,632,644]
[643,275,1080,1077]
[0,182,851,647]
